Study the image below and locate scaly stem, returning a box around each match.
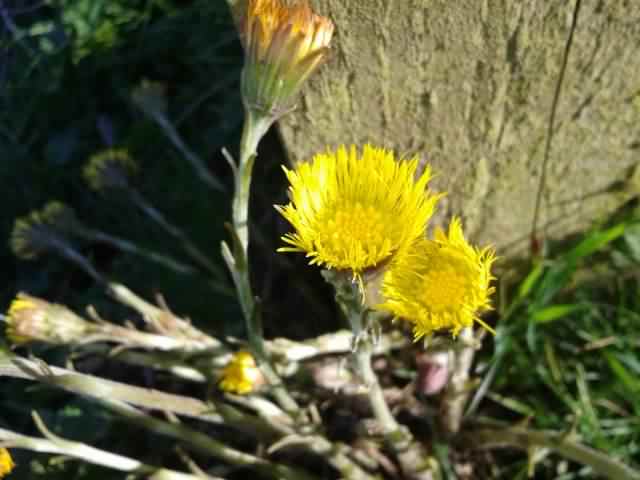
[331,273,401,435]
[330,272,435,480]
[350,311,400,434]
[228,107,300,415]
[232,108,273,253]
[99,400,318,480]
[0,422,211,480]
[440,327,476,435]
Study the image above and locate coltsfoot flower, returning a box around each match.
[219,350,264,395]
[379,218,496,340]
[276,145,440,277]
[5,293,92,346]
[10,202,76,260]
[83,148,137,191]
[131,80,168,118]
[237,0,334,115]
[0,448,14,478]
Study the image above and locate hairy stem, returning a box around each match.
[232,108,273,253]
[100,400,318,480]
[440,327,476,435]
[0,422,213,480]
[331,273,435,480]
[350,314,399,434]
[225,107,301,415]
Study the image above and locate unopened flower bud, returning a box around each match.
[5,293,93,346]
[0,448,14,479]
[236,0,333,116]
[219,350,265,395]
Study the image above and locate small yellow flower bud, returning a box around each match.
[219,350,264,395]
[5,293,93,346]
[0,448,14,478]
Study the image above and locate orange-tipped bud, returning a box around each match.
[237,0,333,116]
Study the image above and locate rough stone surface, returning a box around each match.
[278,0,640,257]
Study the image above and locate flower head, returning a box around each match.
[83,148,137,192]
[132,79,168,118]
[276,145,440,276]
[0,448,14,478]
[10,202,76,260]
[237,0,333,115]
[219,350,264,395]
[379,218,496,340]
[5,293,92,346]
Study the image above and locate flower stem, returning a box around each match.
[356,341,401,428]
[99,399,318,480]
[350,312,400,434]
[330,272,436,479]
[153,111,226,192]
[228,107,300,415]
[232,108,273,253]
[331,273,401,435]
[127,187,226,281]
[440,327,477,435]
[74,226,198,276]
[0,420,209,480]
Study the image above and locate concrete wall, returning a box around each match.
[277,0,640,257]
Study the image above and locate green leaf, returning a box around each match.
[516,261,545,301]
[566,222,626,263]
[533,262,574,307]
[623,223,640,262]
[486,391,536,416]
[605,351,640,394]
[532,304,586,323]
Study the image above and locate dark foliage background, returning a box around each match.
[0,1,336,477]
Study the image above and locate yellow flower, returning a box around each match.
[83,148,137,191]
[219,350,264,395]
[276,145,440,276]
[0,448,14,478]
[237,0,333,115]
[9,202,75,260]
[5,293,92,346]
[379,218,496,340]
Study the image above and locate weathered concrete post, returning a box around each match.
[277,1,640,257]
